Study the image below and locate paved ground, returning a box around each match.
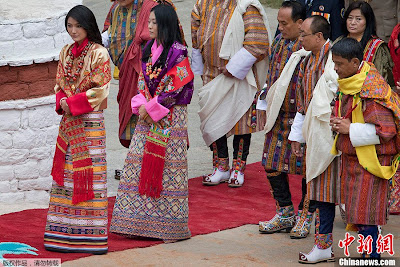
[2,0,399,266]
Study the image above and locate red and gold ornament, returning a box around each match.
[145,55,162,79]
[64,41,92,82]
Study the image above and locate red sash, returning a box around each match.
[52,44,111,204]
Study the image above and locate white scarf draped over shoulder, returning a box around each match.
[198,0,270,146]
[264,48,310,133]
[302,50,340,182]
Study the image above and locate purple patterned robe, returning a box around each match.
[110,40,193,242]
[141,41,194,108]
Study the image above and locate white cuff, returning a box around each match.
[102,31,110,48]
[288,112,306,143]
[191,48,204,75]
[226,47,257,80]
[349,123,380,147]
[256,84,268,111]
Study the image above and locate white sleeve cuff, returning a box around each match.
[288,112,306,143]
[191,48,204,75]
[256,84,268,111]
[349,123,380,147]
[102,31,110,48]
[226,47,257,80]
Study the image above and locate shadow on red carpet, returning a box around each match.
[0,162,302,262]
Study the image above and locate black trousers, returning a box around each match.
[267,172,316,212]
[315,201,335,234]
[209,134,252,161]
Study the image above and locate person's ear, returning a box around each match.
[296,19,304,30]
[315,32,323,42]
[351,58,360,68]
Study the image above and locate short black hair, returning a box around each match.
[309,15,331,40]
[281,0,306,22]
[343,0,377,50]
[65,5,102,45]
[332,37,363,62]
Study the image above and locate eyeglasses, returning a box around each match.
[300,32,315,38]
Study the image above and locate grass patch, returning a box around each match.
[262,0,282,9]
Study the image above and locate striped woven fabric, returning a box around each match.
[227,5,270,135]
[307,157,341,204]
[191,0,236,85]
[44,111,108,254]
[110,106,191,242]
[389,171,400,214]
[296,42,341,203]
[341,153,390,225]
[192,0,269,135]
[108,1,139,67]
[103,1,119,32]
[296,41,330,115]
[262,35,304,174]
[336,94,396,225]
[363,38,384,63]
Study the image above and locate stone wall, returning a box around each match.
[0,96,60,203]
[0,18,71,66]
[0,0,81,66]
[0,0,82,204]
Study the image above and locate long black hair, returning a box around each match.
[342,1,377,50]
[142,4,183,67]
[65,5,103,45]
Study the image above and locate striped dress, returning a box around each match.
[191,0,269,135]
[336,92,396,225]
[262,35,304,174]
[44,112,108,254]
[296,42,341,203]
[44,43,111,254]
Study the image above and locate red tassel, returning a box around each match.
[139,139,166,198]
[334,98,339,117]
[72,167,94,204]
[51,136,68,186]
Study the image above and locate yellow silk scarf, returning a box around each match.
[331,63,399,179]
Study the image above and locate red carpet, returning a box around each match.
[0,162,302,262]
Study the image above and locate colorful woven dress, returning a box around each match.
[110,41,194,242]
[191,0,269,137]
[334,35,395,219]
[44,39,111,254]
[334,63,400,225]
[262,34,304,175]
[297,42,341,204]
[388,25,400,215]
[104,0,139,69]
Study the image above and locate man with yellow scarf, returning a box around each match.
[330,37,400,260]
